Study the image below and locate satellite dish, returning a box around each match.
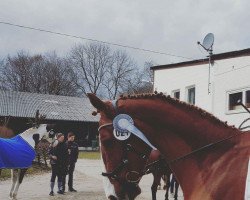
[202,33,214,50]
[197,33,215,95]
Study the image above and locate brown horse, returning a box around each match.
[92,95,174,200]
[88,93,250,200]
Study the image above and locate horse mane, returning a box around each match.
[118,91,237,130]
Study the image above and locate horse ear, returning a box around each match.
[87,93,106,111]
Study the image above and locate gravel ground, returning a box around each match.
[0,159,183,200]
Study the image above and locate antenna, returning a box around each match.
[197,33,215,94]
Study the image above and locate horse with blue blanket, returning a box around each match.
[0,124,54,199]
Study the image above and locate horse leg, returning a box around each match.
[162,175,167,190]
[151,172,161,200]
[12,168,27,199]
[10,169,18,198]
[165,174,170,200]
[43,153,48,167]
[174,181,179,200]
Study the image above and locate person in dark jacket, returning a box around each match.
[49,133,68,196]
[65,132,79,192]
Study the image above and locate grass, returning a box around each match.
[78,151,101,160]
[0,169,11,179]
[0,163,51,180]
[0,152,101,180]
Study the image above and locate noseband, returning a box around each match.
[99,100,151,184]
[100,122,149,183]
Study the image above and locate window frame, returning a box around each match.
[226,87,250,114]
[172,89,180,100]
[186,85,196,105]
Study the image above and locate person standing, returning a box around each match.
[66,132,79,192]
[49,133,68,195]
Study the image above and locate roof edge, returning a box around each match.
[151,48,250,70]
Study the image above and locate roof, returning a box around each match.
[151,48,250,70]
[0,90,99,122]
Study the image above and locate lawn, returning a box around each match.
[0,163,50,180]
[78,151,101,160]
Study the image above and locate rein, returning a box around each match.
[99,98,246,184]
[167,131,242,165]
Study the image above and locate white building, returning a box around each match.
[151,48,250,129]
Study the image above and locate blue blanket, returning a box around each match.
[0,135,36,169]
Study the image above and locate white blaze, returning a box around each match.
[99,138,117,199]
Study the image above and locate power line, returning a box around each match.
[214,63,250,76]
[0,21,194,60]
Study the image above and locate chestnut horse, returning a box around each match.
[0,124,54,199]
[92,95,176,200]
[88,93,250,200]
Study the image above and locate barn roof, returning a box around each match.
[0,90,99,122]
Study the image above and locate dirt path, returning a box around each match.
[0,159,183,199]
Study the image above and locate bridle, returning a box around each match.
[100,121,150,183]
[99,100,152,184]
[99,98,246,183]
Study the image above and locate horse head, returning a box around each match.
[88,93,154,200]
[20,124,56,149]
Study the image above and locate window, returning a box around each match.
[229,92,242,110]
[172,90,180,99]
[227,89,250,111]
[246,90,250,108]
[187,87,195,105]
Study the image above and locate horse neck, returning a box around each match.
[120,98,244,198]
[19,128,36,148]
[121,98,239,150]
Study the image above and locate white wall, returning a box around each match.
[154,63,212,112]
[213,56,250,127]
[154,55,250,128]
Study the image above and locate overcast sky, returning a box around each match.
[1,0,250,66]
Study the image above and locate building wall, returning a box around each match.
[212,56,250,127]
[154,63,212,112]
[154,55,250,128]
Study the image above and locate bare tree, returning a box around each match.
[121,61,155,95]
[143,60,155,83]
[0,51,34,92]
[70,43,113,95]
[43,52,79,96]
[103,50,135,99]
[0,51,79,96]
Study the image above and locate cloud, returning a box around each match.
[0,0,250,65]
